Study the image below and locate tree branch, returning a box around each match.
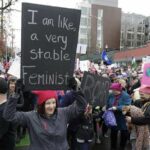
[0,0,13,11]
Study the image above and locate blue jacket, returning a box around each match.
[107,91,132,130]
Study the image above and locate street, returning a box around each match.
[15,136,132,150]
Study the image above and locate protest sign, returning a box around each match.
[21,3,81,90]
[141,63,150,86]
[81,72,110,107]
[79,60,90,72]
[76,44,87,54]
[8,56,20,78]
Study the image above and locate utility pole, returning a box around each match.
[1,0,4,38]
[11,29,14,50]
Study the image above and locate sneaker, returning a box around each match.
[96,138,101,144]
[104,134,109,138]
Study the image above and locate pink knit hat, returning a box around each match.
[139,86,150,94]
[32,90,58,105]
[110,83,122,91]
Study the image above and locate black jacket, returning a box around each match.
[0,102,16,150]
[76,115,94,142]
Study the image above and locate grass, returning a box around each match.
[16,134,30,147]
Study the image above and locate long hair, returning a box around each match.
[37,102,45,115]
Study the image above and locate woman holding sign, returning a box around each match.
[3,90,87,150]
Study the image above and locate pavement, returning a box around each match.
[15,136,132,150]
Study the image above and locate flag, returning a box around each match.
[131,57,137,69]
[101,50,112,65]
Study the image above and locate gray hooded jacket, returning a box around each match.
[3,92,86,150]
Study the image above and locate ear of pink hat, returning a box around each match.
[110,83,122,91]
[32,90,57,105]
[139,86,150,94]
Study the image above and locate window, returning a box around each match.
[137,41,142,46]
[81,7,88,15]
[127,33,132,39]
[80,38,87,44]
[80,18,88,26]
[80,28,87,34]
[127,41,132,47]
[137,34,142,40]
[132,34,134,39]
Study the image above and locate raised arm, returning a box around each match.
[3,94,32,126]
[63,91,87,122]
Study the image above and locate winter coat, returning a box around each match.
[3,92,87,150]
[107,91,132,130]
[130,105,149,150]
[132,102,150,125]
[0,102,16,150]
[76,115,94,142]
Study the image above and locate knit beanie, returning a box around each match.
[32,90,57,105]
[110,83,122,91]
[139,86,150,95]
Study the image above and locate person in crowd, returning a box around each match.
[60,77,81,107]
[123,105,149,150]
[60,77,81,150]
[7,76,17,96]
[128,73,141,95]
[7,77,36,143]
[118,79,127,92]
[92,105,103,144]
[0,77,16,150]
[107,82,132,150]
[76,104,94,150]
[126,86,150,125]
[3,89,87,150]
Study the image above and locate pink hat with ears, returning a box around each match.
[139,86,150,94]
[32,90,57,105]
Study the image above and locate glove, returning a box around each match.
[74,90,85,98]
[15,79,24,94]
[108,106,117,111]
[102,105,106,111]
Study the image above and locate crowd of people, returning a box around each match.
[0,59,150,150]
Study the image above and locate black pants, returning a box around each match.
[102,123,108,136]
[67,128,77,150]
[111,129,128,150]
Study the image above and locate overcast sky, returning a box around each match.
[119,0,150,16]
[11,0,150,50]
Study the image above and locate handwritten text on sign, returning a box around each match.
[81,72,111,107]
[21,3,81,90]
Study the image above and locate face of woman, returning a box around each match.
[140,92,150,101]
[9,81,16,93]
[112,90,121,95]
[44,98,56,116]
